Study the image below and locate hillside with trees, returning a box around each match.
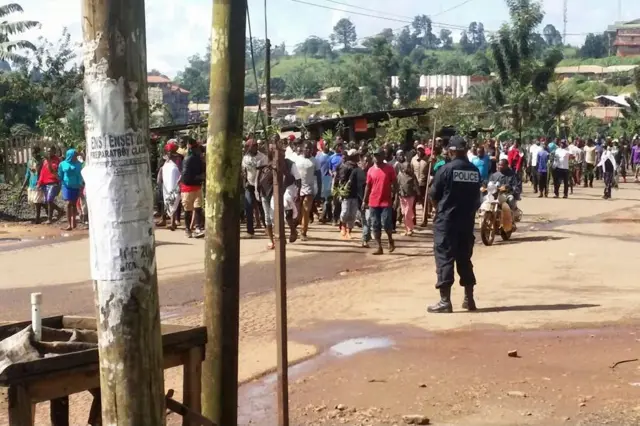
[175,6,640,118]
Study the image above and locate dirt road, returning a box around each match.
[1,182,640,425]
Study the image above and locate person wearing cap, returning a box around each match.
[362,147,397,255]
[427,135,481,314]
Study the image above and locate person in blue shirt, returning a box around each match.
[58,148,84,231]
[472,145,491,183]
[327,143,344,225]
[536,143,550,198]
[315,145,333,222]
[329,143,344,173]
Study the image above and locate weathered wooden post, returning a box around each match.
[201,0,246,424]
[81,0,165,424]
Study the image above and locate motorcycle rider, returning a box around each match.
[427,136,481,314]
[487,158,520,219]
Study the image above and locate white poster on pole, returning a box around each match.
[82,57,155,282]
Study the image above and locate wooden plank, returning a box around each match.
[0,317,206,385]
[62,316,193,335]
[60,317,98,331]
[50,396,69,426]
[26,350,191,403]
[0,317,64,340]
[8,385,32,426]
[182,347,203,426]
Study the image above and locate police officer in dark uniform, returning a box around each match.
[427,135,481,314]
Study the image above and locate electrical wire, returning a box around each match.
[321,0,477,19]
[290,0,597,38]
[246,3,267,134]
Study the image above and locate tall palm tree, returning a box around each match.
[540,82,584,137]
[489,0,564,140]
[0,3,39,63]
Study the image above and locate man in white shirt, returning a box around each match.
[295,141,321,240]
[583,139,597,187]
[528,140,543,194]
[568,139,583,188]
[242,140,268,237]
[553,141,570,198]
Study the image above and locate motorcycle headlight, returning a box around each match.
[488,185,498,195]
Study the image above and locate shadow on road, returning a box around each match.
[476,303,600,313]
[501,235,567,244]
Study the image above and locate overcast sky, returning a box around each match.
[19,0,640,77]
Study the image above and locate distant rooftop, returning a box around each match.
[555,65,639,75]
[148,75,172,84]
[607,18,640,31]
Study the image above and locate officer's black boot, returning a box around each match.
[462,286,477,311]
[427,287,453,313]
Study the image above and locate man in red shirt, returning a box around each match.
[362,148,397,255]
[37,146,65,224]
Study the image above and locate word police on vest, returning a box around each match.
[453,170,479,183]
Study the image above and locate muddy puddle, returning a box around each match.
[238,335,395,425]
[237,321,640,425]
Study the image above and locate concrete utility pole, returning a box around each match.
[202,0,247,424]
[81,0,165,425]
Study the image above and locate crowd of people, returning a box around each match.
[18,133,640,249]
[237,133,640,254]
[20,145,86,231]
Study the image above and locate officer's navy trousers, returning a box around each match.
[433,229,476,289]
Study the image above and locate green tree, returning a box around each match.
[489,0,563,140]
[460,30,474,54]
[439,29,453,50]
[467,22,487,52]
[412,14,439,49]
[175,51,211,103]
[542,24,562,46]
[397,58,420,106]
[32,28,83,121]
[270,77,286,95]
[537,82,584,137]
[331,18,357,51]
[295,36,333,59]
[395,27,416,57]
[0,71,39,135]
[579,33,607,58]
[0,3,39,63]
[283,65,322,98]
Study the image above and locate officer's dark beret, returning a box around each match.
[447,136,467,151]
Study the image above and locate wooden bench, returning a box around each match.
[0,316,206,426]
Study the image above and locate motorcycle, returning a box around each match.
[478,181,519,246]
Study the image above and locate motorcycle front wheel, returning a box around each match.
[480,211,496,246]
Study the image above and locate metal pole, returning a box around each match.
[264,16,288,426]
[265,38,272,127]
[201,0,246,424]
[421,115,438,226]
[272,141,290,426]
[81,0,165,424]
